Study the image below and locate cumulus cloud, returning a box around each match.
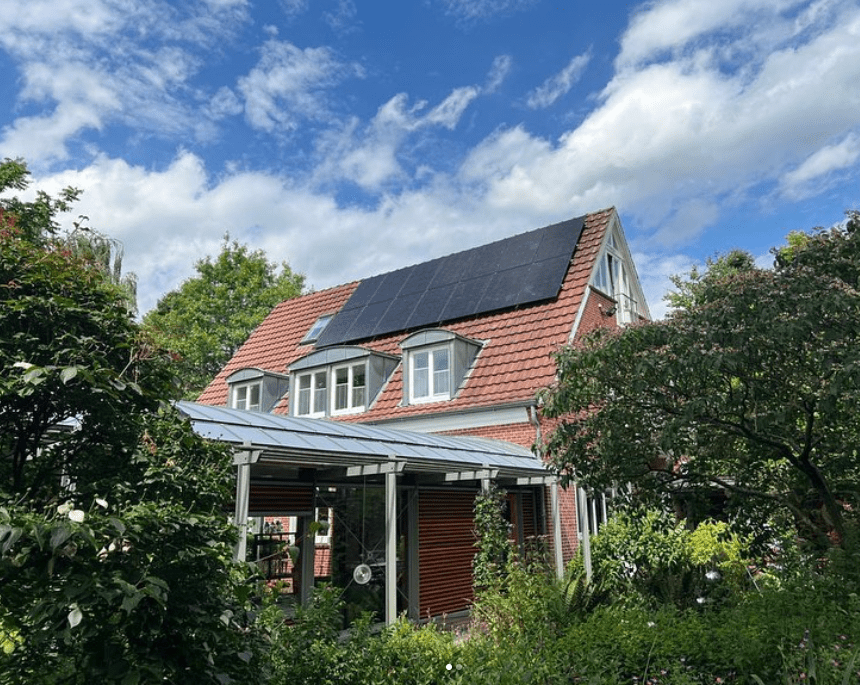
[279,0,308,17]
[526,51,591,109]
[463,1,860,244]
[8,0,860,322]
[616,0,805,70]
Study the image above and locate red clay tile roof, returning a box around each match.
[197,282,359,407]
[197,208,616,420]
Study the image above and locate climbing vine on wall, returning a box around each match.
[473,483,511,589]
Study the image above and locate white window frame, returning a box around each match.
[593,228,638,324]
[408,345,451,404]
[296,370,328,417]
[314,507,332,544]
[232,382,262,412]
[331,362,367,415]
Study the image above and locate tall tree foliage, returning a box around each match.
[143,237,305,398]
[539,212,860,553]
[0,160,267,684]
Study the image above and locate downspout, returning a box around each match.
[528,403,542,447]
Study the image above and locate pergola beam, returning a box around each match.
[516,475,555,485]
[444,468,498,482]
[346,460,406,477]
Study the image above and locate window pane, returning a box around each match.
[235,386,247,410]
[334,367,349,410]
[412,351,429,398]
[313,371,327,413]
[607,254,616,294]
[433,349,450,395]
[352,365,366,408]
[302,314,333,343]
[298,375,311,415]
[249,384,261,411]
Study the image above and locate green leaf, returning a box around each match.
[50,524,72,551]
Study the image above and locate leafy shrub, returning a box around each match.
[579,507,752,610]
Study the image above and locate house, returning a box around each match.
[190,207,649,624]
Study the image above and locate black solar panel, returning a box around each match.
[314,215,585,347]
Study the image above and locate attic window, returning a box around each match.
[409,347,450,402]
[226,368,289,413]
[288,346,399,418]
[232,382,261,411]
[302,314,333,344]
[592,227,638,324]
[400,329,481,406]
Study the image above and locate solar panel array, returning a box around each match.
[314,215,585,347]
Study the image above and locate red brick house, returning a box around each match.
[190,206,649,623]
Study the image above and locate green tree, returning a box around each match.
[63,221,138,314]
[0,158,81,245]
[539,212,860,553]
[0,161,268,684]
[143,237,305,398]
[664,248,756,312]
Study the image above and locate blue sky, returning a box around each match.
[1,0,858,319]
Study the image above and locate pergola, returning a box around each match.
[178,401,566,624]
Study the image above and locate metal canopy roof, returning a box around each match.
[177,401,550,479]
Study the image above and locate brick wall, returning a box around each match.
[575,286,621,341]
[440,421,537,449]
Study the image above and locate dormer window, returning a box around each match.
[233,382,261,411]
[301,314,333,344]
[226,368,289,413]
[410,347,450,402]
[400,330,480,406]
[333,363,366,414]
[297,370,327,417]
[289,347,399,417]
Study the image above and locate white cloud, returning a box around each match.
[0,0,249,163]
[9,0,860,329]
[432,0,540,23]
[0,0,124,40]
[484,55,512,93]
[207,87,244,120]
[279,0,308,17]
[526,51,591,110]
[313,81,484,191]
[617,0,805,70]
[460,2,860,244]
[424,87,480,129]
[780,133,860,200]
[238,40,362,133]
[324,0,360,33]
[650,199,720,246]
